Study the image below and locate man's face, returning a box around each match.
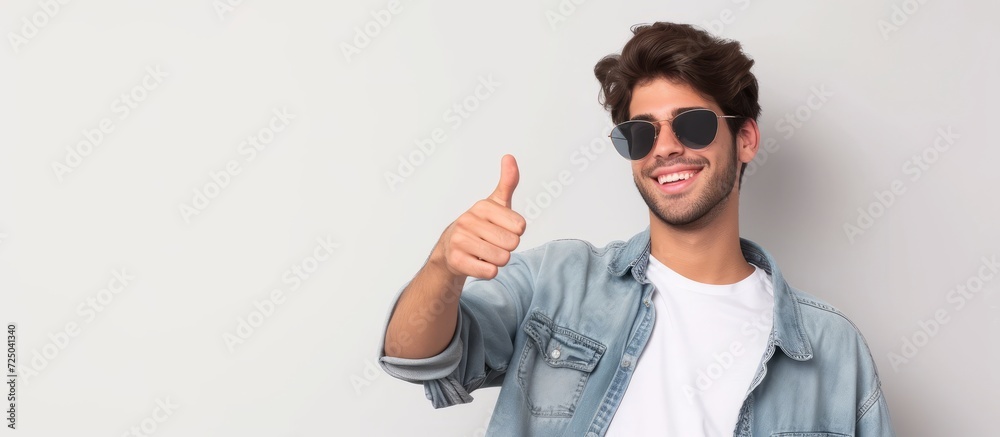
[628,77,745,227]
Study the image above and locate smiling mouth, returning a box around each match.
[656,169,700,185]
[646,168,702,195]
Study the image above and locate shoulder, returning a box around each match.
[786,286,883,376]
[788,287,867,339]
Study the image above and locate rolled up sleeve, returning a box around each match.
[377,249,538,408]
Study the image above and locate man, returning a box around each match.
[378,22,894,436]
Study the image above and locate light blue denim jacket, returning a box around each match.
[378,227,894,436]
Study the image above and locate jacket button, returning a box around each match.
[550,349,561,359]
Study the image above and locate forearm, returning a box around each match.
[384,251,467,359]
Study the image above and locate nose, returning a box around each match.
[649,120,685,160]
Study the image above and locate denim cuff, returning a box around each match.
[423,373,475,408]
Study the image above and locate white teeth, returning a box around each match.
[658,171,697,184]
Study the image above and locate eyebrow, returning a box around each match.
[630,106,707,121]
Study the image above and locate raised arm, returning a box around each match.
[384,154,526,359]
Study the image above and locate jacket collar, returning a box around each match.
[608,226,814,361]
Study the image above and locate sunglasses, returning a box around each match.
[609,108,743,160]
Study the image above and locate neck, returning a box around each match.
[648,190,753,285]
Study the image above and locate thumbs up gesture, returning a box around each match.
[432,154,527,280]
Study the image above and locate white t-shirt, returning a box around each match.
[605,254,774,437]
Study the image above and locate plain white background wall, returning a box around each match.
[1,0,997,436]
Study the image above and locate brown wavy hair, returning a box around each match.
[595,22,761,185]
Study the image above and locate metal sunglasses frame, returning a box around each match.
[608,108,743,159]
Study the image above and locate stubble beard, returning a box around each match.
[634,141,739,228]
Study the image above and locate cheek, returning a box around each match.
[631,162,644,178]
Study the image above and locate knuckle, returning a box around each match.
[450,230,466,246]
[455,214,473,229]
[513,214,527,233]
[483,265,498,279]
[453,233,474,253]
[497,250,511,267]
[445,248,462,265]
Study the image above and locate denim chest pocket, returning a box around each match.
[516,310,607,418]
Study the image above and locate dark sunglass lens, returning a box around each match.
[673,109,718,149]
[610,121,656,160]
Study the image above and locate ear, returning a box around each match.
[735,117,760,166]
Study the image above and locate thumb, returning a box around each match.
[488,154,519,208]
